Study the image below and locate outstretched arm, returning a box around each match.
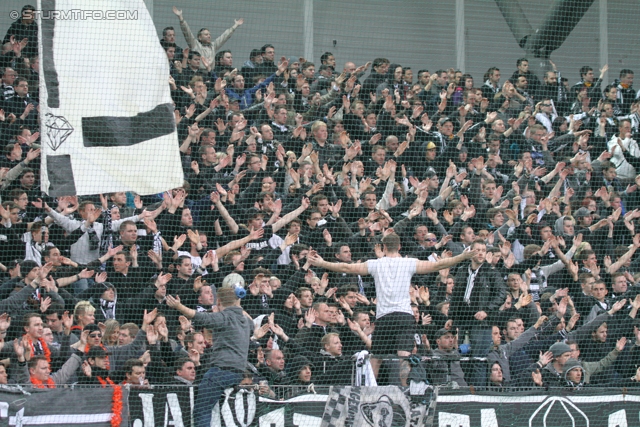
[212,18,244,52]
[173,7,200,51]
[607,236,639,274]
[165,295,196,319]
[416,249,476,274]
[308,251,369,276]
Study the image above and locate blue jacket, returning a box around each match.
[225,73,278,110]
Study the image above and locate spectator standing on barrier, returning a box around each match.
[308,232,476,381]
[166,287,252,427]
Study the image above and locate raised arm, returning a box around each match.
[46,208,82,233]
[173,6,200,51]
[607,235,640,274]
[216,227,264,259]
[272,197,310,233]
[166,295,196,319]
[212,18,244,52]
[51,354,83,385]
[211,192,239,234]
[550,234,580,267]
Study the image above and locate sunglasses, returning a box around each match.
[89,333,102,338]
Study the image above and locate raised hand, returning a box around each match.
[106,245,124,258]
[0,313,11,332]
[304,307,316,327]
[165,295,182,309]
[538,350,553,367]
[531,369,543,386]
[179,315,192,333]
[156,272,173,287]
[421,313,433,325]
[146,325,158,345]
[172,234,187,251]
[13,337,26,360]
[253,323,270,340]
[142,308,158,326]
[610,298,627,314]
[39,296,52,313]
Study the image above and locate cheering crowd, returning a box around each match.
[1,4,640,411]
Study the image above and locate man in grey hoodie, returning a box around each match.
[166,287,253,427]
[486,315,548,386]
[427,328,467,386]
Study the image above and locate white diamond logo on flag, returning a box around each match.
[44,113,74,151]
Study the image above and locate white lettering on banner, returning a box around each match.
[435,394,640,427]
[0,402,8,418]
[259,407,285,426]
[164,393,184,427]
[439,411,470,427]
[215,388,256,427]
[135,392,187,427]
[529,396,588,426]
[608,409,627,427]
[292,413,323,427]
[11,408,23,427]
[480,408,499,427]
[137,393,155,427]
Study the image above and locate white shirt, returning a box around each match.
[367,257,417,318]
[463,266,480,304]
[608,135,640,182]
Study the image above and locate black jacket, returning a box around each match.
[450,262,507,328]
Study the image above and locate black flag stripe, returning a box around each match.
[82,103,175,147]
[41,0,60,108]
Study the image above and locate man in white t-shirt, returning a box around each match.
[308,233,476,379]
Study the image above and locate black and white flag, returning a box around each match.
[37,0,183,196]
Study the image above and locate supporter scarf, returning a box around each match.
[30,375,55,389]
[85,343,110,370]
[27,336,51,366]
[97,375,115,387]
[100,298,116,320]
[97,376,122,427]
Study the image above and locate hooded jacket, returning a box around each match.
[313,350,352,385]
[486,325,539,384]
[427,348,467,387]
[562,358,585,389]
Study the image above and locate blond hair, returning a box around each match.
[73,300,95,320]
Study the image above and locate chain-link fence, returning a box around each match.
[0,0,639,426]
